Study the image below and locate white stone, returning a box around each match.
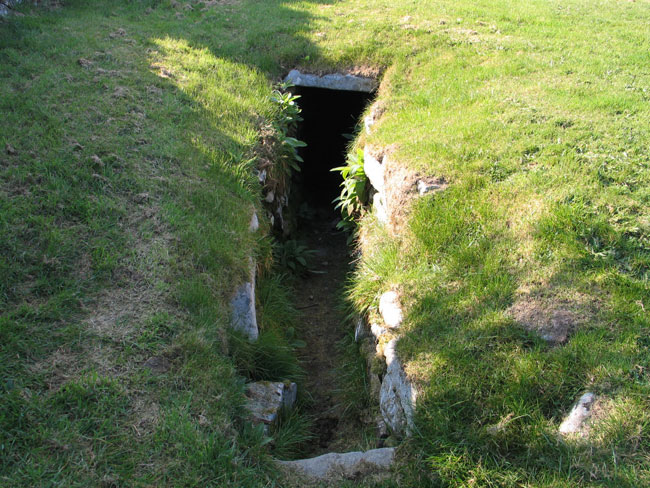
[230,258,258,341]
[245,381,298,427]
[249,212,259,232]
[364,147,384,193]
[370,322,388,340]
[373,192,388,224]
[258,169,267,184]
[265,191,274,203]
[380,339,417,436]
[417,179,443,195]
[285,69,376,93]
[379,291,403,329]
[559,392,596,435]
[277,448,395,481]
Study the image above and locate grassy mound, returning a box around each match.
[1,0,648,486]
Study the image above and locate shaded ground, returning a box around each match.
[293,209,362,455]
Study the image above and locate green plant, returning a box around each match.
[272,239,315,275]
[331,149,369,231]
[270,84,307,177]
[270,84,303,132]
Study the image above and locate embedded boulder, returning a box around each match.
[372,192,389,224]
[380,339,417,436]
[249,211,259,232]
[230,258,258,341]
[245,381,298,427]
[276,447,395,483]
[559,392,596,435]
[364,146,385,193]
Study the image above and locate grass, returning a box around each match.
[1,0,649,486]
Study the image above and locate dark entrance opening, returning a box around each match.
[294,86,373,211]
[288,84,375,455]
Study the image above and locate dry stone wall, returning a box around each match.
[356,291,418,438]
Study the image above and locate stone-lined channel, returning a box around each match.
[291,80,373,454]
[233,71,407,483]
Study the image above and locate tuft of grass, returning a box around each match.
[229,330,304,383]
[269,406,315,461]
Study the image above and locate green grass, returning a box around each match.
[1,0,649,486]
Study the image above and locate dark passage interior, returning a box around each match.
[294,86,373,210]
[289,84,374,454]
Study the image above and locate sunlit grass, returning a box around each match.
[1,0,649,485]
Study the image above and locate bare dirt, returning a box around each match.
[293,210,361,455]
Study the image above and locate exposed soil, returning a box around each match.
[294,209,360,455]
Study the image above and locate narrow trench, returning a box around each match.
[290,86,373,454]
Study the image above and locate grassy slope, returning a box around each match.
[1,0,649,486]
[0,1,278,485]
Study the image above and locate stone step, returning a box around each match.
[276,447,395,483]
[244,381,297,432]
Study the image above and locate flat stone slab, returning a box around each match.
[285,69,376,93]
[245,381,298,426]
[277,447,395,482]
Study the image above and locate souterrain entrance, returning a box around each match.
[289,83,373,454]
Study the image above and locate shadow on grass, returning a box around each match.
[396,190,649,485]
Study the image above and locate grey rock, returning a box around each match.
[0,0,21,17]
[245,381,298,426]
[376,417,389,438]
[417,179,443,195]
[380,339,417,436]
[354,317,367,342]
[379,291,403,329]
[364,147,385,192]
[283,382,298,409]
[559,392,596,435]
[285,69,376,93]
[230,258,258,341]
[277,447,395,482]
[249,212,259,232]
[257,169,267,184]
[265,190,275,203]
